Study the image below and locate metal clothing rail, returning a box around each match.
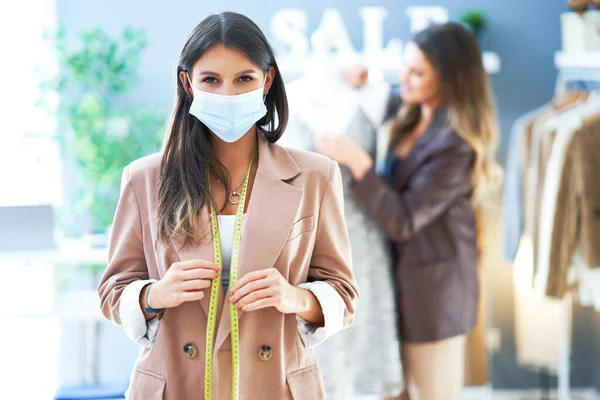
[555,51,600,94]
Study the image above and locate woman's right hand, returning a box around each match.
[343,64,369,88]
[148,260,221,309]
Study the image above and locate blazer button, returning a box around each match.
[183,343,198,358]
[258,345,273,361]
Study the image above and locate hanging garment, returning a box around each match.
[513,93,588,285]
[536,92,600,297]
[523,100,585,276]
[535,90,600,294]
[547,115,600,298]
[513,235,573,372]
[503,105,552,261]
[284,78,402,398]
[536,117,585,294]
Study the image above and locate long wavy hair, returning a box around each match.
[390,22,502,209]
[156,12,289,247]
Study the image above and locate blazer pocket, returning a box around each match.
[125,367,166,400]
[286,365,326,400]
[286,216,315,241]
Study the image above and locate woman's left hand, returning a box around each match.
[315,133,373,180]
[229,268,304,314]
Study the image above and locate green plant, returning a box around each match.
[39,26,165,233]
[460,9,487,32]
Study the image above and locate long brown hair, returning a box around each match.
[390,22,502,208]
[156,12,289,247]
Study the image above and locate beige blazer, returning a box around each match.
[97,133,359,400]
[547,115,600,298]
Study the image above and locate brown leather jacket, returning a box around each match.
[351,112,478,342]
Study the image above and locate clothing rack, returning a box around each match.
[544,53,600,400]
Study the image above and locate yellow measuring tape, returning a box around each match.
[205,146,257,400]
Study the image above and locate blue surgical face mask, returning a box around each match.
[187,74,268,143]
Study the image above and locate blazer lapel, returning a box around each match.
[214,133,303,353]
[392,109,450,190]
[170,204,213,318]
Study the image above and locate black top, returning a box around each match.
[382,151,402,184]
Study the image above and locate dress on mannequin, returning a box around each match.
[282,34,402,398]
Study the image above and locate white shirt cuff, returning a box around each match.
[296,281,346,348]
[119,279,161,348]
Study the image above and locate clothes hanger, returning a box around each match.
[552,90,586,109]
[547,80,600,129]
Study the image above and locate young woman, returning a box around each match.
[317,22,502,399]
[98,12,358,400]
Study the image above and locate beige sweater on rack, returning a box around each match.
[548,115,600,298]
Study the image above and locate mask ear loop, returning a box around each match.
[185,71,194,99]
[262,74,269,103]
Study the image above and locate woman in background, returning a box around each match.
[317,22,502,399]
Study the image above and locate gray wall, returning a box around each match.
[57,0,585,391]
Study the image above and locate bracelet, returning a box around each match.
[145,283,165,314]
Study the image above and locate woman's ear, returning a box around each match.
[264,66,276,94]
[179,70,193,97]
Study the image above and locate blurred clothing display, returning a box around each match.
[505,80,600,400]
[504,90,600,300]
